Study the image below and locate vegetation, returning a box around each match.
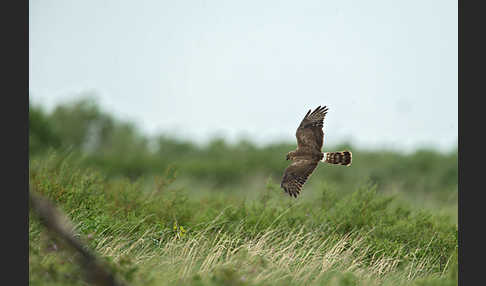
[29,98,457,285]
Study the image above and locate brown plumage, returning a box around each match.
[280,106,352,198]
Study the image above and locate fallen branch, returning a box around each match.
[29,189,130,286]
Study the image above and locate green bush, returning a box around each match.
[30,153,457,285]
[29,97,457,285]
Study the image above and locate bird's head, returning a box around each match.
[286,151,295,160]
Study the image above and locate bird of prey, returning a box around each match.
[280,106,352,197]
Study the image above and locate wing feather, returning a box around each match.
[280,159,319,197]
[295,106,328,152]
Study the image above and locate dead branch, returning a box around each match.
[29,189,130,286]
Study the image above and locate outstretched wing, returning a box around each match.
[280,159,319,198]
[295,106,328,153]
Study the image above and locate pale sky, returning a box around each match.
[29,0,457,152]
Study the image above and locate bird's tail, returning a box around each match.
[322,151,352,166]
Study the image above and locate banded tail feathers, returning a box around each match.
[322,151,352,166]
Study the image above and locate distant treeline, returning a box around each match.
[29,98,457,196]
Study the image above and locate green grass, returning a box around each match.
[28,98,458,285]
[29,153,457,286]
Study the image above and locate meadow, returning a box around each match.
[29,98,457,285]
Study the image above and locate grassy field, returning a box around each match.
[29,99,457,285]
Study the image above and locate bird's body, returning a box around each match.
[280,106,352,197]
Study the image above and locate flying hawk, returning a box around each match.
[280,106,352,198]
